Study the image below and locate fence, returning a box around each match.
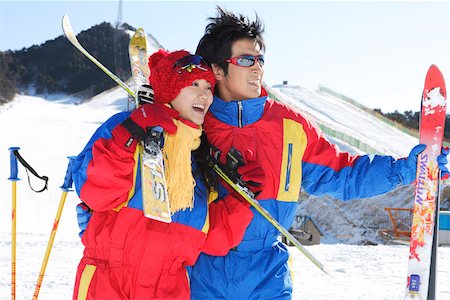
[383,207,413,238]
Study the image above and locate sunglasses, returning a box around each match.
[225,55,265,67]
[173,54,210,73]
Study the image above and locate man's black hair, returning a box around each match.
[196,6,265,75]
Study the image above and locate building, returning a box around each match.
[283,215,323,246]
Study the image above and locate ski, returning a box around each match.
[405,65,447,300]
[129,28,150,107]
[128,29,171,223]
[206,147,328,275]
[61,18,322,263]
[62,15,136,98]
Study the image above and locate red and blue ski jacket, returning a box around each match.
[190,88,415,299]
[203,88,403,248]
[71,111,252,299]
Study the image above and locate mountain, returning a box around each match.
[0,22,135,103]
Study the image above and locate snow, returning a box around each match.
[292,244,450,299]
[1,85,449,299]
[270,85,417,157]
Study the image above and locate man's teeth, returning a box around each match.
[248,80,259,85]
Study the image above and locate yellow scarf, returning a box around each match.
[163,119,202,212]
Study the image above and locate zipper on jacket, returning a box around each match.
[285,143,293,191]
[237,101,243,128]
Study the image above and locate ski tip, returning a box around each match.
[62,14,69,25]
[61,15,71,35]
[425,64,446,98]
[130,28,147,49]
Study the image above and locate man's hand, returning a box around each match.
[437,146,449,179]
[76,202,92,238]
[395,144,426,185]
[137,84,154,104]
[238,163,265,194]
[237,149,265,195]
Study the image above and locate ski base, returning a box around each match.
[140,127,171,223]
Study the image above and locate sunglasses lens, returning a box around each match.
[257,55,265,66]
[237,56,255,67]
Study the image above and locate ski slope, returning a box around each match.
[270,84,417,157]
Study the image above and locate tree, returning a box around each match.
[0,51,17,103]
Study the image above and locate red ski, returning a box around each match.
[405,65,447,299]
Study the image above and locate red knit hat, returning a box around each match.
[148,49,216,104]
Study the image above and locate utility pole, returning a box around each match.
[114,0,123,79]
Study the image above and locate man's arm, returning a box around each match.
[300,117,422,200]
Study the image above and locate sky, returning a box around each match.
[0,0,449,113]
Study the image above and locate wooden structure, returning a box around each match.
[384,207,413,238]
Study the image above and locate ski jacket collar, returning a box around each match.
[208,88,268,127]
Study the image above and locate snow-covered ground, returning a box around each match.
[292,243,450,300]
[1,86,449,299]
[270,84,417,157]
[0,232,449,299]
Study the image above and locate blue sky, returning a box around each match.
[0,0,448,113]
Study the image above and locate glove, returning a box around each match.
[137,84,154,104]
[437,146,449,179]
[237,149,266,194]
[76,202,92,238]
[112,103,179,152]
[395,144,426,185]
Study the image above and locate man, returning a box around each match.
[189,7,448,299]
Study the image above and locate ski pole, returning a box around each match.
[8,147,20,300]
[32,157,75,300]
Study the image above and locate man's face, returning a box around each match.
[215,38,264,102]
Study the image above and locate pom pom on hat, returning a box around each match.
[148,49,167,70]
[148,49,216,104]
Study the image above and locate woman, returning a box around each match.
[72,49,253,299]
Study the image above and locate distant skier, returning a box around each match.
[187,7,450,299]
[71,49,253,299]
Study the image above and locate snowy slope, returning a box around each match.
[1,84,449,298]
[270,85,417,157]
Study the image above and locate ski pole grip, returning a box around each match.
[8,147,20,181]
[60,156,76,192]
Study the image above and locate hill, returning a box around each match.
[0,22,134,103]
